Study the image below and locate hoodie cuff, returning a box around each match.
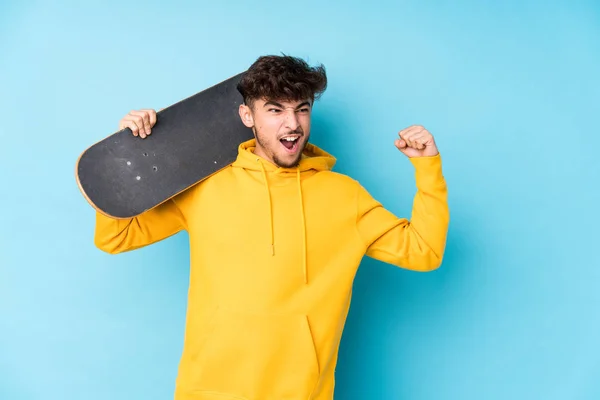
[409,153,445,189]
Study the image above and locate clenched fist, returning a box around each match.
[395,125,439,158]
[119,109,158,139]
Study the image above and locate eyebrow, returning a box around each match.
[264,100,312,109]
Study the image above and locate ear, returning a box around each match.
[239,104,254,128]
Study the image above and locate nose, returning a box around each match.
[283,109,300,131]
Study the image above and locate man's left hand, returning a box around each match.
[394,125,439,158]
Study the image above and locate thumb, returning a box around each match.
[395,139,416,157]
[395,139,407,149]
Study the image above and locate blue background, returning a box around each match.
[1,1,599,399]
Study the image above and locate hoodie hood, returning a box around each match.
[231,139,336,173]
[231,139,336,284]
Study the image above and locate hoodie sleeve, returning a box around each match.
[93,187,195,255]
[355,154,450,271]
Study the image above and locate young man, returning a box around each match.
[95,55,449,400]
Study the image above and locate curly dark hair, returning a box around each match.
[237,54,327,107]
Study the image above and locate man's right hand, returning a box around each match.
[118,109,157,139]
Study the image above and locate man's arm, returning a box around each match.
[94,190,193,254]
[356,125,450,271]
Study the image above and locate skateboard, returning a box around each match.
[75,72,254,219]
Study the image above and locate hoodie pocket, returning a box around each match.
[187,307,320,400]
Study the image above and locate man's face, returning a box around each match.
[239,98,312,168]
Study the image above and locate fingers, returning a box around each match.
[129,110,153,138]
[398,125,430,150]
[118,109,157,139]
[119,117,143,137]
[399,125,424,149]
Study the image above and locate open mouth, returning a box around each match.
[280,136,300,153]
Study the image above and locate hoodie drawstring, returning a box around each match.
[259,161,275,256]
[257,159,308,284]
[297,168,307,284]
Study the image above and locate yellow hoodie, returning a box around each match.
[94,139,449,400]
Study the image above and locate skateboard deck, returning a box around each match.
[75,72,254,219]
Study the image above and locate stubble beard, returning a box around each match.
[254,127,309,169]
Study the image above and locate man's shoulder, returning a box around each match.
[172,165,233,202]
[313,170,360,190]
